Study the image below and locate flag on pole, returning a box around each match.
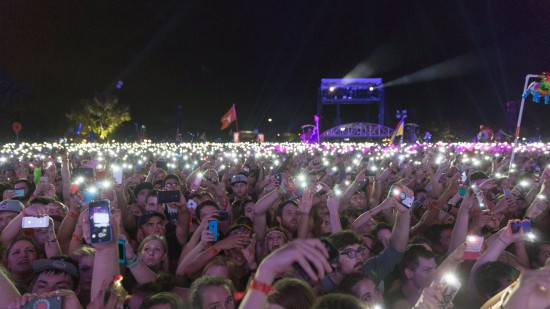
[389,118,405,145]
[220,104,237,130]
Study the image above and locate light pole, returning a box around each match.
[396,109,407,145]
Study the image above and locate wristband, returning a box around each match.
[208,246,219,256]
[68,211,79,218]
[249,279,275,295]
[126,255,139,268]
[72,233,81,241]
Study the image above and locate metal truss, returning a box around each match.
[321,122,394,139]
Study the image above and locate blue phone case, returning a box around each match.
[208,220,218,241]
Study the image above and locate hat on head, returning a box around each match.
[134,182,153,197]
[33,256,79,278]
[231,174,247,186]
[138,211,165,227]
[0,200,23,213]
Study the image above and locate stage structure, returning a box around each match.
[317,78,385,129]
[321,122,394,139]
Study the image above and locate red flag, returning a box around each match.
[220,104,237,130]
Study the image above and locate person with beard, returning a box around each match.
[320,185,413,293]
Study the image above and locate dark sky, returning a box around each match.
[1,0,549,141]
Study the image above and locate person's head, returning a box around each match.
[196,200,220,223]
[5,236,39,277]
[134,182,153,207]
[350,192,367,211]
[145,190,164,213]
[140,292,187,309]
[73,246,96,291]
[4,169,16,185]
[328,230,365,275]
[474,261,519,300]
[138,212,166,239]
[231,198,255,222]
[223,224,252,268]
[230,174,248,200]
[372,222,392,248]
[138,235,168,272]
[203,256,231,279]
[427,224,454,255]
[339,273,383,307]
[31,256,79,294]
[190,275,235,309]
[267,278,315,309]
[162,174,181,191]
[0,200,23,232]
[409,236,433,252]
[14,179,34,201]
[264,227,290,254]
[401,245,436,289]
[276,200,300,234]
[128,273,175,309]
[312,293,364,309]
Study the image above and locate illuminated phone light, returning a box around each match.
[76,177,84,184]
[335,189,342,196]
[526,232,536,241]
[520,180,530,187]
[537,195,546,200]
[441,272,460,285]
[88,187,98,194]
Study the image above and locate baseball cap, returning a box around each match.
[0,200,23,213]
[134,182,153,197]
[138,211,165,227]
[231,174,247,185]
[33,256,79,278]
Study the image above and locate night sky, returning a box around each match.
[1,0,549,141]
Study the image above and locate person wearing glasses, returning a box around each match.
[320,187,413,293]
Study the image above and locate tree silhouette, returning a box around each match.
[66,96,131,140]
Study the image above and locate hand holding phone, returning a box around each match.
[208,220,219,242]
[89,199,113,244]
[22,216,50,228]
[439,273,462,309]
[464,235,484,260]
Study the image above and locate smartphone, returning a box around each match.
[7,189,25,197]
[365,169,377,177]
[208,220,218,242]
[22,216,50,228]
[118,239,126,265]
[294,238,339,284]
[464,235,484,260]
[89,199,112,244]
[157,190,180,204]
[503,188,510,197]
[156,160,168,170]
[274,172,282,184]
[392,187,414,208]
[512,221,531,234]
[72,168,94,181]
[39,176,49,184]
[113,169,123,185]
[84,188,98,203]
[439,273,462,309]
[21,296,62,309]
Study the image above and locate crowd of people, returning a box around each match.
[0,140,549,308]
